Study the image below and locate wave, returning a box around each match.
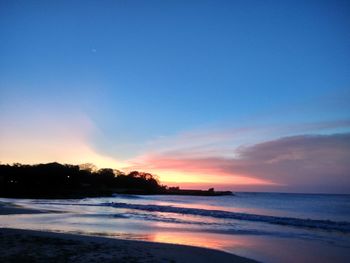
[104,202,350,233]
[25,200,350,232]
[111,194,142,199]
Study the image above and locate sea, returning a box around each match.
[1,192,350,263]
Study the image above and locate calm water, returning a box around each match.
[1,192,350,263]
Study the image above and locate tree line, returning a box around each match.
[0,162,166,198]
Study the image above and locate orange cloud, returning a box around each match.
[124,132,350,193]
[124,154,277,189]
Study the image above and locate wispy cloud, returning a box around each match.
[141,119,350,158]
[125,120,350,193]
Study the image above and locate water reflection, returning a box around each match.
[1,197,350,263]
[150,231,247,250]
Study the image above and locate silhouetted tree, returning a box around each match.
[0,162,163,198]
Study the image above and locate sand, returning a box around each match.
[0,202,257,263]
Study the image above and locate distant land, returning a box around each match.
[0,162,232,198]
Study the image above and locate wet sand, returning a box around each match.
[0,201,48,215]
[0,202,257,263]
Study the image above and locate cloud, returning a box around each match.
[232,133,350,189]
[141,119,350,158]
[127,132,350,193]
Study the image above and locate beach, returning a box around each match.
[0,202,255,263]
[1,194,349,263]
[2,0,349,262]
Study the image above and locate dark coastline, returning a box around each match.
[0,188,233,199]
[0,162,232,199]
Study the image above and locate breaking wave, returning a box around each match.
[104,202,350,233]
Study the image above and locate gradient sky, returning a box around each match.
[1,0,350,193]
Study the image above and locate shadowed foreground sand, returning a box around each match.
[0,228,257,263]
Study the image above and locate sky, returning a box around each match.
[1,0,350,193]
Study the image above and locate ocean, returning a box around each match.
[1,192,350,263]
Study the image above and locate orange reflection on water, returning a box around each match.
[147,231,249,252]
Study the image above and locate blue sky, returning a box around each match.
[1,1,350,192]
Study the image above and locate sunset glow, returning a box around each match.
[1,2,350,263]
[1,0,349,193]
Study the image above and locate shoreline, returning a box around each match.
[0,189,233,199]
[0,202,257,263]
[0,228,257,263]
[0,201,61,215]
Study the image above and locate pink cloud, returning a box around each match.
[126,133,350,193]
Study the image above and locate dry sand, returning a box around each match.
[0,202,257,263]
